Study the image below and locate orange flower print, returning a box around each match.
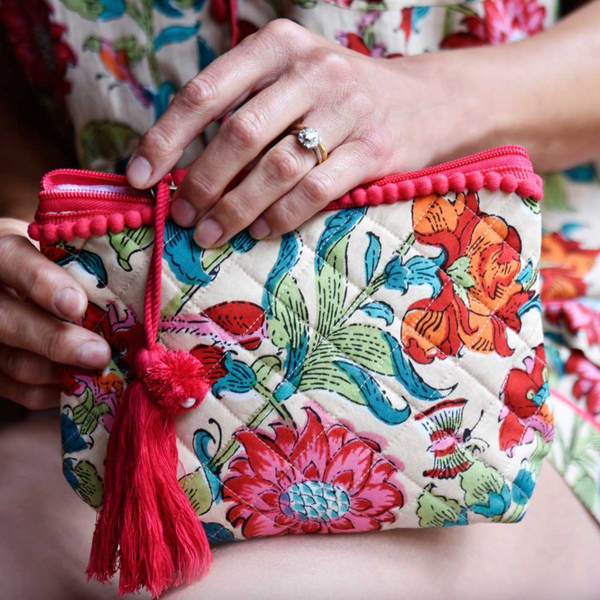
[540,231,600,300]
[402,193,532,364]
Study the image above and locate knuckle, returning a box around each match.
[225,111,263,149]
[179,76,217,110]
[262,19,301,43]
[268,203,297,234]
[302,171,334,205]
[18,388,49,411]
[142,126,178,158]
[186,173,219,204]
[43,326,70,363]
[267,146,303,182]
[215,196,252,230]
[3,353,27,383]
[309,47,350,74]
[27,261,57,301]
[357,127,392,160]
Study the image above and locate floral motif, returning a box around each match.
[441,0,545,48]
[402,192,532,364]
[565,351,600,416]
[223,407,404,537]
[498,344,554,456]
[545,299,600,349]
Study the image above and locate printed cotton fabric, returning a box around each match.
[44,186,550,541]
[2,0,600,522]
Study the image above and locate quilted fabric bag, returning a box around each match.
[30,145,554,597]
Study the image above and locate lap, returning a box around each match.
[2,412,599,600]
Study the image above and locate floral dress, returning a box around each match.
[1,0,599,523]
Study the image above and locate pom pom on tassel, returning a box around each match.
[86,345,212,598]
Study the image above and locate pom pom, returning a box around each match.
[138,346,210,414]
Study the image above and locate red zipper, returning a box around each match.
[374,145,533,185]
[31,145,542,242]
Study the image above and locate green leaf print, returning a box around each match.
[71,387,110,435]
[297,364,367,406]
[72,460,104,508]
[112,35,146,64]
[314,209,365,339]
[181,468,213,516]
[459,461,511,519]
[447,256,475,289]
[252,355,283,387]
[417,484,468,528]
[60,0,105,20]
[108,226,154,271]
[541,173,571,212]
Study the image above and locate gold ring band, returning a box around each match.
[289,124,328,164]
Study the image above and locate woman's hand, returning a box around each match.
[0,219,111,409]
[126,19,480,248]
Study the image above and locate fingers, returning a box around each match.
[0,345,60,385]
[170,78,311,228]
[0,290,110,369]
[0,234,88,320]
[249,140,376,239]
[0,372,60,410]
[126,20,306,190]
[191,121,347,247]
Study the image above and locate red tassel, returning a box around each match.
[87,345,212,598]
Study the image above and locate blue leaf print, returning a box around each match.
[229,230,257,254]
[360,301,394,325]
[262,233,300,314]
[154,23,201,52]
[62,458,80,492]
[512,467,536,506]
[61,412,88,455]
[411,6,430,33]
[203,522,235,545]
[212,352,257,398]
[98,0,126,20]
[383,256,408,292]
[364,232,381,285]
[198,36,216,71]
[334,360,411,425]
[153,81,177,120]
[517,294,541,318]
[163,221,213,285]
[382,331,454,401]
[516,259,533,285]
[469,483,511,518]
[405,255,442,296]
[314,208,366,274]
[58,250,108,288]
[153,0,184,17]
[193,429,222,500]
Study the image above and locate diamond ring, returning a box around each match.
[289,124,328,164]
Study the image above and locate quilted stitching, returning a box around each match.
[52,188,550,536]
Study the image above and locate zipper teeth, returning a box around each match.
[42,168,149,201]
[375,146,530,185]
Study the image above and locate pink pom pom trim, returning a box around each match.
[30,146,543,242]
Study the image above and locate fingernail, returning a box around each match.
[171,198,197,227]
[76,341,111,368]
[194,219,223,247]
[250,218,271,240]
[55,288,86,319]
[126,155,152,188]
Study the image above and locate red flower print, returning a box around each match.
[565,351,600,416]
[189,344,229,384]
[498,344,553,456]
[540,232,600,301]
[223,407,404,537]
[202,301,266,350]
[402,192,531,364]
[0,0,76,104]
[441,0,545,48]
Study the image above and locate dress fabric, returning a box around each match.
[1,0,599,522]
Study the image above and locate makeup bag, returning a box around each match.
[30,145,554,597]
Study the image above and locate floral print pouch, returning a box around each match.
[30,145,552,546]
